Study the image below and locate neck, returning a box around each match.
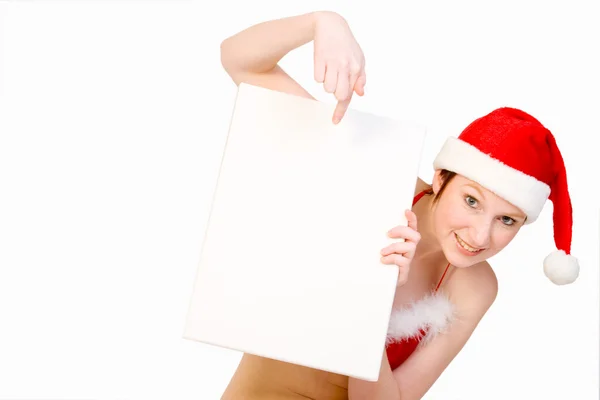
[412,188,446,266]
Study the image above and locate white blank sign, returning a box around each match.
[183,83,426,381]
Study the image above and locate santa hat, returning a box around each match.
[433,107,579,285]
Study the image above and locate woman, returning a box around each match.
[218,11,579,400]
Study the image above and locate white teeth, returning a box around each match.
[455,233,480,253]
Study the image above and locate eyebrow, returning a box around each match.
[464,183,486,200]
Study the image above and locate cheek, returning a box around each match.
[433,200,469,232]
[431,204,448,236]
[492,229,519,249]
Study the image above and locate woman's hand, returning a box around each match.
[313,11,366,124]
[380,210,421,287]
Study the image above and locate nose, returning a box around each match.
[470,221,491,249]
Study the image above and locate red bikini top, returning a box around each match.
[385,189,451,371]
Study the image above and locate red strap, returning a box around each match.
[435,262,451,291]
[412,189,431,206]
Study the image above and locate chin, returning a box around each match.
[446,252,486,268]
[444,252,477,268]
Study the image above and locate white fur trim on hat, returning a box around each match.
[433,137,551,224]
[543,250,580,285]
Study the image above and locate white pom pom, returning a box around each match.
[543,250,580,285]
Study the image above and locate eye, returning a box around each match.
[500,216,516,226]
[465,195,478,208]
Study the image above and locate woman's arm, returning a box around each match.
[220,11,366,122]
[349,262,498,400]
[220,11,318,100]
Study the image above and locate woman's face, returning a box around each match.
[431,171,527,268]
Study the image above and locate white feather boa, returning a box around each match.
[386,291,456,345]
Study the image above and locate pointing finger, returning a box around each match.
[332,92,353,124]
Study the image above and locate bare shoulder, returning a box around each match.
[446,260,498,318]
[386,261,498,399]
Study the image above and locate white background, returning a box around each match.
[0,1,598,399]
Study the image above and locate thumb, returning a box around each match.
[354,72,366,96]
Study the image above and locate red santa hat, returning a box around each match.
[433,107,579,285]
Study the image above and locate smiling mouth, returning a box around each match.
[454,232,484,254]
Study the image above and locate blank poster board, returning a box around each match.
[183,83,426,381]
